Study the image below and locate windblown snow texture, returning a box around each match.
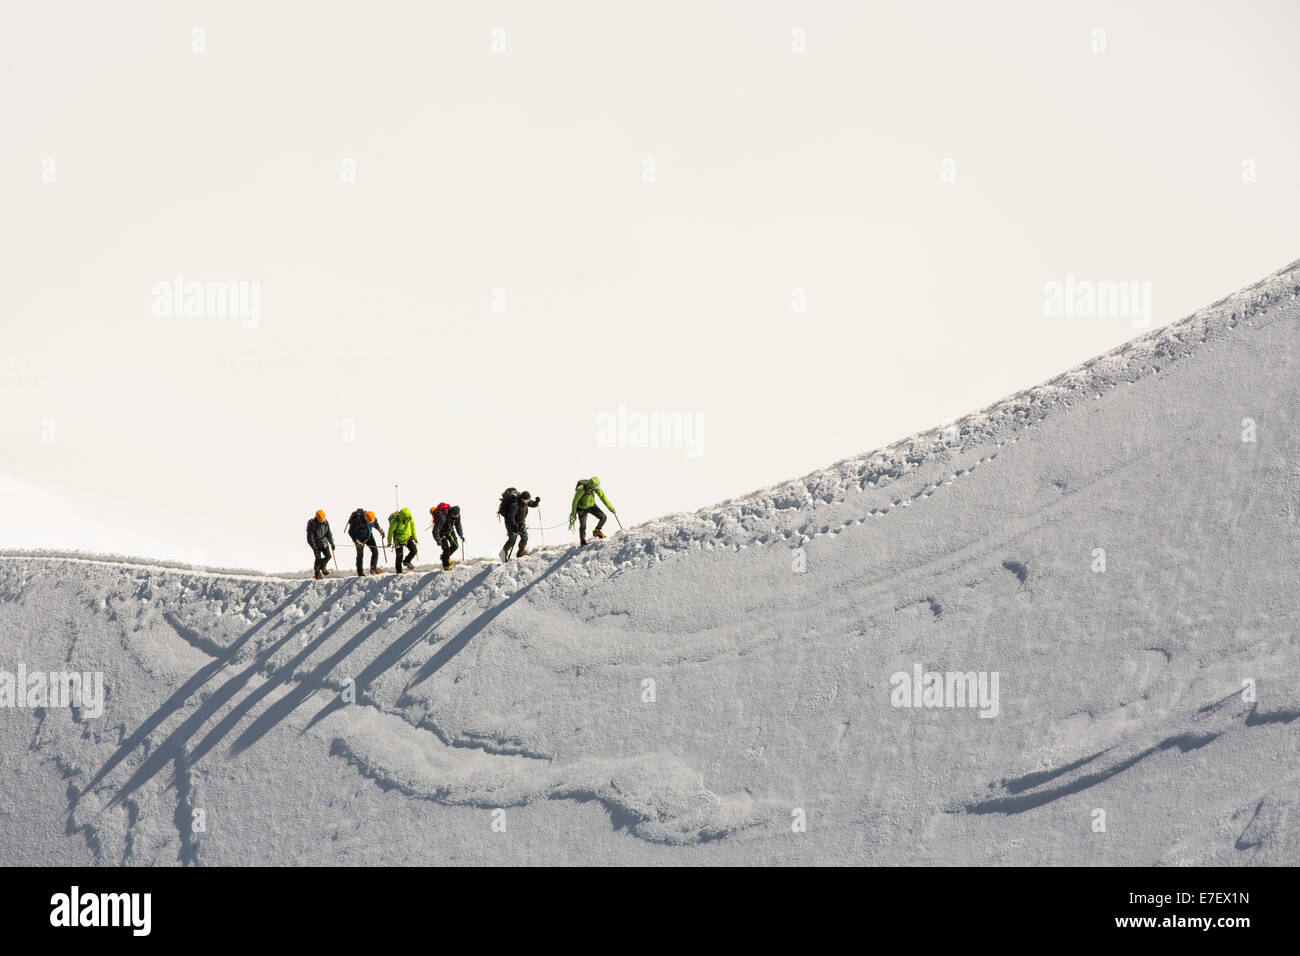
[2,260,1298,864]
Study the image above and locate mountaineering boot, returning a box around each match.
[357,570,365,578]
[592,529,606,539]
[516,544,529,557]
[442,561,452,571]
[370,568,383,575]
[498,545,511,562]
[314,570,323,580]
[579,539,589,547]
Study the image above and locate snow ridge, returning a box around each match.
[7,260,1296,582]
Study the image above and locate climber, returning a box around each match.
[569,477,614,547]
[346,509,384,576]
[431,503,465,571]
[306,509,335,579]
[498,488,540,561]
[386,507,418,573]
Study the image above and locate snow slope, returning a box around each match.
[2,259,1298,865]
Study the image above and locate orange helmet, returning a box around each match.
[315,510,326,521]
[365,511,375,522]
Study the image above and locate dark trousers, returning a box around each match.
[394,539,417,572]
[503,525,528,555]
[578,506,606,540]
[439,533,458,565]
[312,546,331,572]
[354,541,378,573]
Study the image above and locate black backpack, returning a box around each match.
[498,488,518,520]
[347,508,367,537]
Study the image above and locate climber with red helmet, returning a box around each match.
[431,503,465,571]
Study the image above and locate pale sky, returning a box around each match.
[2,1,1297,571]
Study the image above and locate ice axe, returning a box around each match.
[613,511,623,532]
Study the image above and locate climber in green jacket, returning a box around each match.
[569,476,615,546]
[386,507,418,573]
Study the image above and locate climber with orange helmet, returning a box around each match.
[346,508,384,576]
[306,509,336,579]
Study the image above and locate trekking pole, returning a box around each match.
[332,547,339,571]
[461,541,466,565]
[613,512,624,532]
[538,506,545,547]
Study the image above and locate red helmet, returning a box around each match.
[437,502,449,511]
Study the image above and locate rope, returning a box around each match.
[421,520,581,533]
